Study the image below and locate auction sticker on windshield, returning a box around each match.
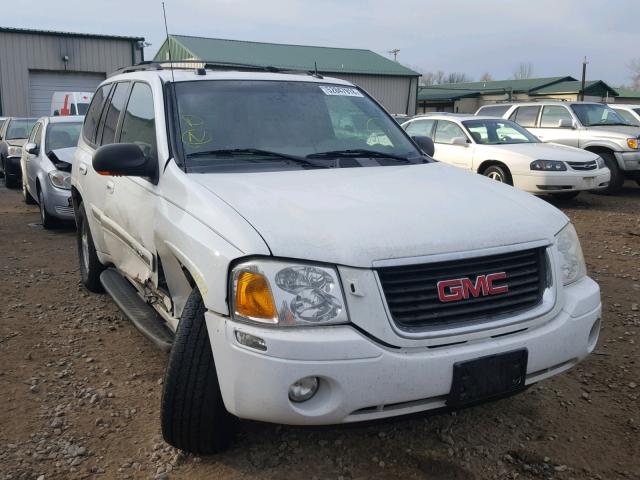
[319,86,364,97]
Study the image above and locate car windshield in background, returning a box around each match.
[6,118,37,139]
[570,104,629,127]
[46,122,82,150]
[174,80,421,171]
[478,105,511,117]
[462,119,539,145]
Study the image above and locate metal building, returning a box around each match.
[154,35,420,115]
[0,27,145,117]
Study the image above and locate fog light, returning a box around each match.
[234,330,267,351]
[588,318,601,352]
[288,376,319,403]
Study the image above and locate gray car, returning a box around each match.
[0,117,38,188]
[20,116,83,228]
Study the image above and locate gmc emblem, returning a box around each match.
[437,272,508,303]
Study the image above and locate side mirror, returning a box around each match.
[25,142,39,155]
[412,135,435,157]
[558,119,574,129]
[450,136,469,146]
[92,143,156,178]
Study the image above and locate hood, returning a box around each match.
[47,147,76,172]
[193,163,568,267]
[7,139,27,146]
[479,142,599,162]
[586,125,640,139]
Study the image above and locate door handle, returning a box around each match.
[79,163,87,175]
[106,181,115,194]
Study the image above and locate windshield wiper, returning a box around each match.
[185,148,326,168]
[306,149,412,161]
[588,122,634,127]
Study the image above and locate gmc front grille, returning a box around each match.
[377,247,547,330]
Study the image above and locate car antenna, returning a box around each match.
[162,2,175,83]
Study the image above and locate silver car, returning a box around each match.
[20,116,83,228]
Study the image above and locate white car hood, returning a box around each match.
[47,147,77,165]
[193,163,568,267]
[478,142,599,162]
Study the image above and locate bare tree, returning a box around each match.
[630,58,640,90]
[513,62,534,80]
[480,72,493,82]
[446,72,471,84]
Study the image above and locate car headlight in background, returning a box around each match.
[7,146,22,157]
[627,138,639,150]
[48,170,71,190]
[231,259,349,326]
[595,156,606,169]
[554,223,586,285]
[530,160,567,171]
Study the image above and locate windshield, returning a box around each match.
[45,122,82,150]
[174,80,421,171]
[462,119,540,144]
[571,104,630,126]
[6,118,37,140]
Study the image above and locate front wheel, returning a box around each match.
[76,201,104,292]
[23,181,36,204]
[483,165,512,185]
[594,153,624,195]
[38,189,58,229]
[161,288,235,454]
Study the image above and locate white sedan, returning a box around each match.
[402,114,611,199]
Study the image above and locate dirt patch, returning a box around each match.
[1,183,638,480]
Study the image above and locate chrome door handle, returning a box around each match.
[106,181,115,194]
[79,163,88,175]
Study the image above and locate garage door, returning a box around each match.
[28,71,106,117]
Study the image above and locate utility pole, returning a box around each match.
[580,56,588,101]
[388,49,400,61]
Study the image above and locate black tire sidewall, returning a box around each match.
[596,153,624,195]
[484,165,512,185]
[161,288,234,454]
[76,202,104,292]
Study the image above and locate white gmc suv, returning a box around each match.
[71,64,602,454]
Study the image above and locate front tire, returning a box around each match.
[38,189,58,229]
[76,201,104,292]
[483,165,512,185]
[23,181,36,204]
[594,153,624,195]
[161,288,234,454]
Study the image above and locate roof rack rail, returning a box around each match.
[111,60,324,79]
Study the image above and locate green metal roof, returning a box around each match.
[418,76,575,102]
[613,87,640,98]
[153,35,420,77]
[531,80,618,96]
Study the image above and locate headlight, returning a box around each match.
[627,138,639,149]
[7,146,22,157]
[231,259,349,326]
[595,156,605,169]
[48,170,71,190]
[554,223,586,286]
[530,160,567,171]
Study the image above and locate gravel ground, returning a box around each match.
[0,182,638,480]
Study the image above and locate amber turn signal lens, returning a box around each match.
[235,271,277,322]
[627,138,639,150]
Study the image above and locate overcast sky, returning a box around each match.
[4,0,638,85]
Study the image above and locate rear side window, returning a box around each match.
[83,84,111,145]
[101,83,130,145]
[119,83,157,160]
[28,123,42,145]
[434,120,466,144]
[405,119,436,137]
[510,106,540,128]
[477,105,511,117]
[540,106,573,128]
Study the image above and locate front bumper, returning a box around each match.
[206,276,601,425]
[514,168,611,193]
[41,180,74,220]
[615,151,640,171]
